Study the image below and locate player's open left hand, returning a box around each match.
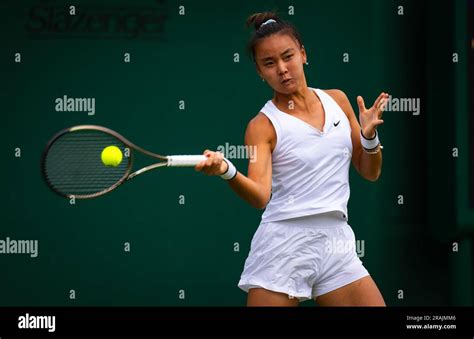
[357,92,389,138]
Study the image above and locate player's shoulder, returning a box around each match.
[247,111,274,131]
[245,111,276,143]
[323,88,349,104]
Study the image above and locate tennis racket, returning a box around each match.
[41,125,207,199]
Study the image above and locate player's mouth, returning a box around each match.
[281,78,293,84]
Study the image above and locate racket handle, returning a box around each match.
[167,155,207,167]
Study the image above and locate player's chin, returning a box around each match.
[278,81,297,92]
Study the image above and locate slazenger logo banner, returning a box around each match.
[24,0,169,39]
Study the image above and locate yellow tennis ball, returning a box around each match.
[101,146,123,167]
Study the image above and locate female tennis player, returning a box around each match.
[195,12,386,307]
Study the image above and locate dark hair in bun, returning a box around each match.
[245,11,304,63]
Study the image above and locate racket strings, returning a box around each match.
[43,130,130,197]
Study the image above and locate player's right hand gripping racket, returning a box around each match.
[41,125,207,199]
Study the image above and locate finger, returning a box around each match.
[197,150,211,170]
[213,155,220,167]
[195,161,205,171]
[374,119,384,126]
[357,96,366,112]
[378,98,387,112]
[206,152,215,166]
[373,92,385,110]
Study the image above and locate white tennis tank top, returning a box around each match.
[260,87,353,223]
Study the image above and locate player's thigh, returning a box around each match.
[315,276,385,306]
[247,288,300,307]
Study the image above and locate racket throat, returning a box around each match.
[127,163,168,180]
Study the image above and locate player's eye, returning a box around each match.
[284,54,293,60]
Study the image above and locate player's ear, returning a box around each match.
[300,44,307,63]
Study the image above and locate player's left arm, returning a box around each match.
[325,89,388,182]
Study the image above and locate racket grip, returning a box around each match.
[167,155,207,167]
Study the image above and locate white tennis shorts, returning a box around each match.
[238,211,369,302]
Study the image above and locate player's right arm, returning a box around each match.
[195,112,274,209]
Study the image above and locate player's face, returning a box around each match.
[254,33,307,93]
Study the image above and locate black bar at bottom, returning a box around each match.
[0,306,472,337]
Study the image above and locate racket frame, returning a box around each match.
[41,125,172,199]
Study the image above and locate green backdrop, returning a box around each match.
[1,0,472,306]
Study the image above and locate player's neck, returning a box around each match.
[272,86,316,115]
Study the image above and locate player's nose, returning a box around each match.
[276,60,288,74]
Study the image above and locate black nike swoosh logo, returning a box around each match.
[334,120,340,127]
